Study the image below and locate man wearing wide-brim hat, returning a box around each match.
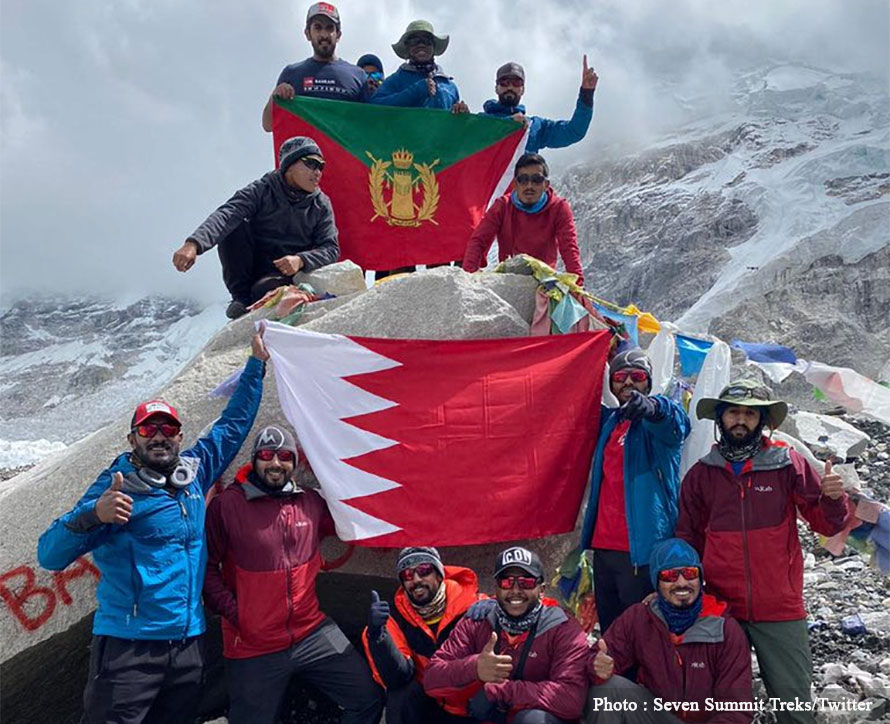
[677,378,853,724]
[371,20,463,111]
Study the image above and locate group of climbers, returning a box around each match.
[171,2,597,318]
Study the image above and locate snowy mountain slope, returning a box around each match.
[566,65,889,376]
[0,296,226,463]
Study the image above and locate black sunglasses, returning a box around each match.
[300,158,325,172]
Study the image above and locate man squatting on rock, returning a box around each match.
[38,333,268,724]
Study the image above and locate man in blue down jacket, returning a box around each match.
[580,348,690,634]
[38,333,267,724]
[482,58,598,153]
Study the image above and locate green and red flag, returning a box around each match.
[272,97,527,270]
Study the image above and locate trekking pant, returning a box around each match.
[217,221,292,305]
[593,550,654,634]
[384,679,473,724]
[225,618,384,724]
[586,676,683,724]
[82,634,204,724]
[740,619,814,724]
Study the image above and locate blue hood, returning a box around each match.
[648,538,702,589]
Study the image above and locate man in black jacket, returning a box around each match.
[172,136,339,319]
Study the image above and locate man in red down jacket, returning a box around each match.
[677,380,853,724]
[424,546,589,724]
[462,153,584,284]
[361,547,481,723]
[586,538,753,724]
[203,425,383,724]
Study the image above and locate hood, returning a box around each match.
[701,436,792,472]
[233,462,299,499]
[646,593,728,644]
[483,98,526,116]
[396,62,449,80]
[648,538,702,589]
[393,564,480,624]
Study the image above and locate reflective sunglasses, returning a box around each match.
[611,369,649,384]
[255,449,296,463]
[133,423,181,439]
[515,173,547,185]
[399,562,437,581]
[368,71,384,81]
[498,77,524,88]
[405,35,433,48]
[723,385,770,401]
[300,158,325,172]
[496,575,540,590]
[657,566,700,583]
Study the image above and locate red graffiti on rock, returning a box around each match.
[0,558,100,632]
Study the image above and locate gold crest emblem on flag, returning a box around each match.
[366,149,440,227]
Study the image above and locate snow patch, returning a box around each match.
[0,438,67,468]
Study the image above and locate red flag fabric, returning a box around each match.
[264,322,609,547]
[272,97,527,270]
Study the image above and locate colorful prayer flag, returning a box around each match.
[263,322,610,547]
[272,97,527,270]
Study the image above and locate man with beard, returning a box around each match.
[361,547,481,723]
[172,136,338,319]
[371,20,463,111]
[482,59,599,153]
[262,2,372,132]
[424,547,589,724]
[585,538,753,724]
[578,349,690,634]
[203,425,383,724]
[677,380,852,724]
[37,333,268,724]
[462,153,585,283]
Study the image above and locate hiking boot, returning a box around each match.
[225,300,249,320]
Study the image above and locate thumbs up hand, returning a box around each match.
[820,459,844,500]
[95,472,133,525]
[592,638,614,680]
[477,631,513,682]
[368,590,390,634]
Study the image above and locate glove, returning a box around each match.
[368,590,390,635]
[620,390,661,422]
[468,688,499,722]
[466,598,497,621]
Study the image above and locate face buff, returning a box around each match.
[495,599,543,635]
[716,416,765,463]
[411,580,447,624]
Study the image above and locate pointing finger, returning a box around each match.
[583,53,589,72]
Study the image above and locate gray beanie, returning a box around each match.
[252,425,299,458]
[278,136,324,174]
[610,348,652,377]
[396,546,444,577]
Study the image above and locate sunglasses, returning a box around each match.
[515,173,547,185]
[405,35,433,48]
[723,386,770,401]
[496,575,540,590]
[611,369,649,384]
[300,158,325,172]
[255,449,296,463]
[498,77,524,88]
[367,71,384,81]
[399,562,437,581]
[657,566,700,583]
[133,423,181,439]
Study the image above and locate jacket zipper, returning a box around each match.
[284,505,296,646]
[624,420,637,570]
[179,491,193,639]
[737,475,754,620]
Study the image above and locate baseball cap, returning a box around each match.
[496,62,525,82]
[131,400,180,428]
[495,546,543,580]
[306,2,340,26]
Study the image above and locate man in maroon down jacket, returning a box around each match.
[203,425,383,724]
[586,538,753,724]
[424,546,589,723]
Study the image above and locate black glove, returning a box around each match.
[468,688,500,722]
[368,590,390,637]
[620,390,661,422]
[466,598,497,621]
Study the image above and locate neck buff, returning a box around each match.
[510,189,549,214]
[410,580,447,623]
[657,592,703,635]
[717,418,765,462]
[495,599,543,635]
[409,60,437,75]
[248,470,296,497]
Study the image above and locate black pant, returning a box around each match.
[225,619,383,724]
[593,549,653,634]
[82,635,204,724]
[217,220,291,304]
[385,679,473,724]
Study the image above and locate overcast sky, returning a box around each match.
[1,0,887,304]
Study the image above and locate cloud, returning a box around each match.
[0,0,886,302]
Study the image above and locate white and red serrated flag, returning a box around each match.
[263,322,610,547]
